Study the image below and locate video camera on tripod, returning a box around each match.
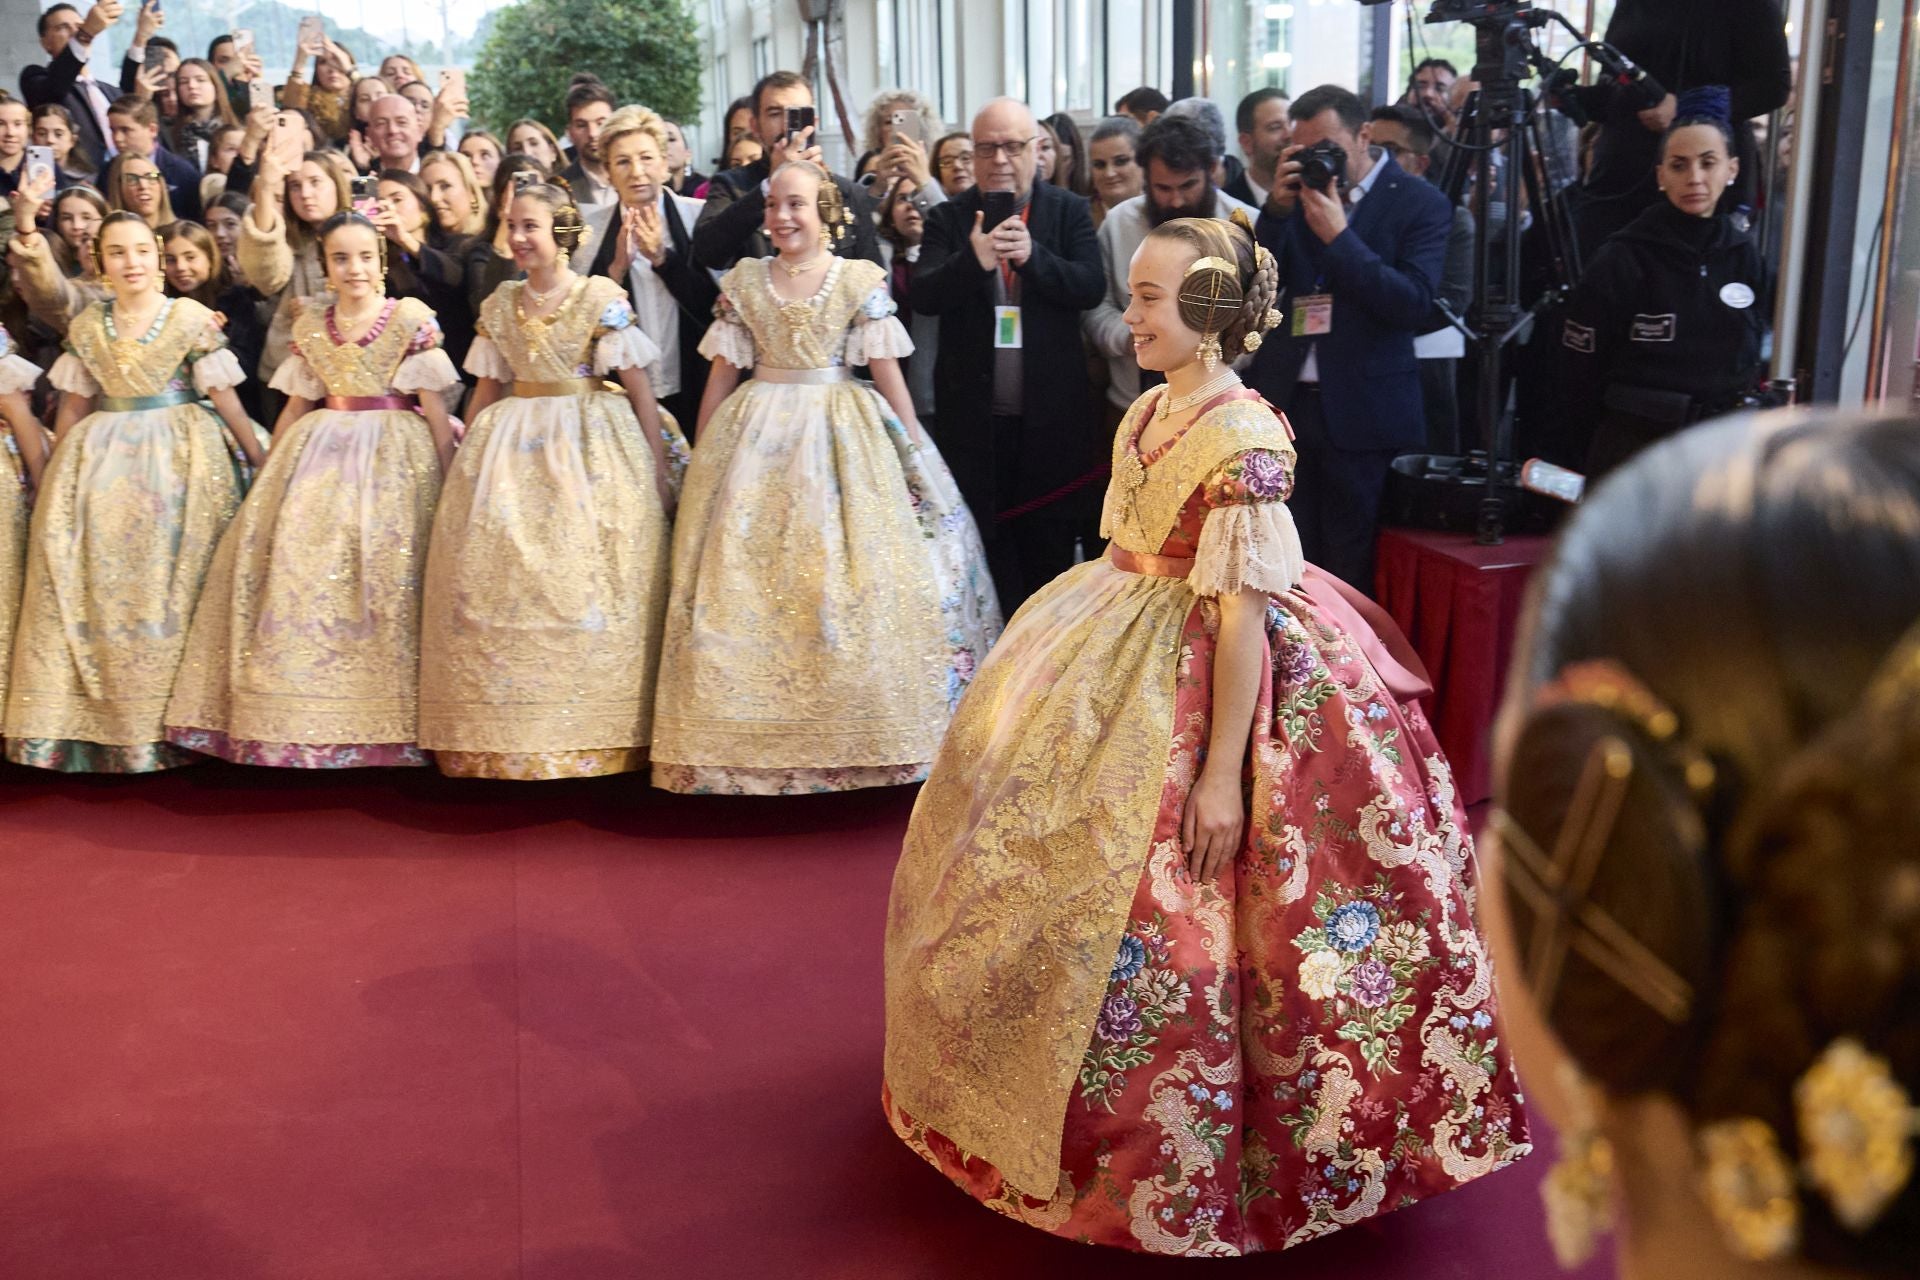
[1363,0,1666,541]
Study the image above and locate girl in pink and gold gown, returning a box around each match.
[883,214,1529,1256]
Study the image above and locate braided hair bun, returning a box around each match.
[1499,410,1920,1274]
[1143,209,1279,359]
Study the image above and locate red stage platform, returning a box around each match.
[1376,527,1554,805]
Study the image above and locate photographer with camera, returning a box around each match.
[690,71,880,272]
[1247,84,1451,592]
[1556,114,1772,482]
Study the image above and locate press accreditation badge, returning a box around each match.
[1719,282,1755,310]
[994,305,1023,349]
[1291,294,1333,338]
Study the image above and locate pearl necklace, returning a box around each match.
[1153,369,1242,422]
[522,273,571,308]
[1117,369,1244,500]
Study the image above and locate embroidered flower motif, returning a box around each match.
[1277,637,1317,688]
[598,299,636,329]
[861,287,898,320]
[1300,950,1344,1001]
[1095,993,1143,1043]
[1351,958,1394,1009]
[1325,901,1382,952]
[1239,449,1290,499]
[1131,967,1190,1018]
[1110,934,1148,983]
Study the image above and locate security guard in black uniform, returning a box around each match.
[1557,115,1772,481]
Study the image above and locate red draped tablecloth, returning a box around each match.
[1374,527,1553,805]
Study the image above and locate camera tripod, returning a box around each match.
[1421,1,1588,542]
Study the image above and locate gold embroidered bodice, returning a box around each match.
[290,297,435,397]
[66,296,221,399]
[1099,395,1295,555]
[476,275,629,381]
[716,257,889,369]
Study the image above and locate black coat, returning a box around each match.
[1570,0,1791,247]
[586,195,718,415]
[912,181,1106,518]
[20,46,112,169]
[1556,200,1770,450]
[690,157,882,272]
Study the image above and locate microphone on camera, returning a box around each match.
[1589,42,1667,113]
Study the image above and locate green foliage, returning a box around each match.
[470,0,703,134]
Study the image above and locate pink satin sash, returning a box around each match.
[1106,544,1433,705]
[324,394,419,411]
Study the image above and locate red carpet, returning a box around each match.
[0,766,1610,1279]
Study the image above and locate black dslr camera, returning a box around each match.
[1296,141,1348,193]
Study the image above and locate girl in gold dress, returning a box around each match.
[883,215,1527,1254]
[418,181,688,780]
[4,213,267,772]
[166,213,461,767]
[0,325,50,718]
[651,162,1000,794]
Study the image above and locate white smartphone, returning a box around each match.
[439,68,466,99]
[1520,458,1586,504]
[297,15,323,52]
[24,145,55,189]
[193,137,208,172]
[889,109,925,147]
[229,27,255,58]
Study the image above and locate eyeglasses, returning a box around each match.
[121,172,165,186]
[937,151,975,171]
[973,137,1035,162]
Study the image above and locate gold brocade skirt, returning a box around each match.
[651,377,998,795]
[0,433,31,714]
[165,408,443,766]
[417,388,678,780]
[883,558,1191,1194]
[3,404,248,772]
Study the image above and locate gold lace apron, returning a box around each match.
[418,277,673,771]
[4,300,246,748]
[167,298,443,745]
[884,396,1289,1198]
[651,258,949,779]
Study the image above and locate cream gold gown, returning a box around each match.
[418,276,689,779]
[0,326,47,718]
[166,297,459,766]
[3,297,261,772]
[650,257,1000,794]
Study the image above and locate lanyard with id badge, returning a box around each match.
[989,193,1031,349]
[1292,287,1332,338]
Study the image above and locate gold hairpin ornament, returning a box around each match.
[1180,255,1243,373]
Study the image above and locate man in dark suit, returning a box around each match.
[1248,84,1451,592]
[21,1,123,171]
[691,71,880,272]
[583,106,718,433]
[914,97,1106,610]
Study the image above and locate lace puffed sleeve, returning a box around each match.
[187,318,247,392]
[591,296,663,375]
[845,283,913,366]
[267,351,327,399]
[463,335,513,381]
[393,315,461,393]
[47,349,101,397]
[0,328,41,396]
[1189,448,1305,598]
[697,291,756,370]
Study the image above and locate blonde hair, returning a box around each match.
[861,90,943,156]
[599,104,669,161]
[1143,212,1279,361]
[103,152,176,228]
[419,148,487,237]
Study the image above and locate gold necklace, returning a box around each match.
[777,254,829,278]
[1153,369,1242,423]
